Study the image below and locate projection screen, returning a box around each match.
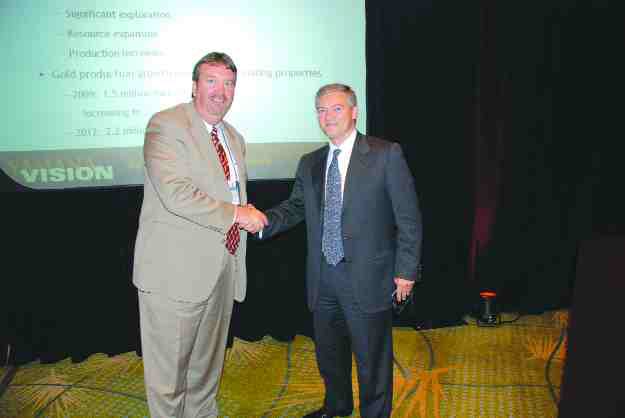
[0,0,366,189]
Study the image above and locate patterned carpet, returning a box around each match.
[0,310,566,417]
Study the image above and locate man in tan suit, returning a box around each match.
[133,52,267,418]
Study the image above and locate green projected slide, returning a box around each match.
[0,0,366,188]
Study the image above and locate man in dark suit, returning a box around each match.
[260,84,422,418]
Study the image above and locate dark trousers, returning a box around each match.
[313,261,394,418]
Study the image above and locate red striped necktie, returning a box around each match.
[210,126,240,255]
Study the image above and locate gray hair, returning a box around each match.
[315,83,358,108]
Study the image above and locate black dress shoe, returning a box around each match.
[303,408,352,418]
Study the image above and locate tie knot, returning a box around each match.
[333,149,341,159]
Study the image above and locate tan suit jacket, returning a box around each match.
[133,102,248,303]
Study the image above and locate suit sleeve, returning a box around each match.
[143,113,235,232]
[386,143,422,280]
[261,158,307,239]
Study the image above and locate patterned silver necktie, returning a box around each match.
[322,149,344,265]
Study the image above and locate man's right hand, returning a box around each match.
[235,204,268,233]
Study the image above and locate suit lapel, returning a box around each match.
[312,146,329,214]
[183,103,232,197]
[184,103,223,174]
[342,133,371,217]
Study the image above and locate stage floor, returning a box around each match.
[0,310,565,417]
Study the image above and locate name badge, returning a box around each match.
[229,180,241,205]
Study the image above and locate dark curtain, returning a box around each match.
[365,1,475,325]
[471,1,624,313]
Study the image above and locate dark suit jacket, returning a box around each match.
[263,133,421,313]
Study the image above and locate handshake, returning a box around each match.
[234,203,268,234]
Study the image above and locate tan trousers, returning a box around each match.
[138,257,235,418]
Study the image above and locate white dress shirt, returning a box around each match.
[202,120,240,205]
[325,128,357,199]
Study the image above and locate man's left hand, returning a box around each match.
[394,277,414,302]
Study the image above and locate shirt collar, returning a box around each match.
[201,120,222,134]
[328,128,357,155]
